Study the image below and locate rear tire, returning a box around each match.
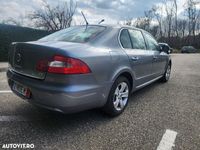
[160,63,171,82]
[102,76,130,117]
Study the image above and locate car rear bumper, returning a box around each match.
[7,69,112,113]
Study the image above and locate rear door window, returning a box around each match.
[120,29,132,49]
[128,29,146,50]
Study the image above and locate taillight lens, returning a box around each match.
[37,55,91,74]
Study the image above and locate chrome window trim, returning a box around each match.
[118,28,131,50]
[118,28,147,50]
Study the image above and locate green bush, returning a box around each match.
[0,24,51,62]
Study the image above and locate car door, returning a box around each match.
[143,31,168,78]
[120,28,154,86]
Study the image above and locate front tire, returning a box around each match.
[102,76,130,117]
[161,63,171,82]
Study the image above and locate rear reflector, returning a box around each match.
[37,55,91,74]
[25,88,31,98]
[36,59,49,72]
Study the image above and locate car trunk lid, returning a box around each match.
[9,42,59,79]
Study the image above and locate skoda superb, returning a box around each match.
[7,25,171,116]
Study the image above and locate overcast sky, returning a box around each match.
[0,0,196,27]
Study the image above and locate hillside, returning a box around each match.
[0,24,51,61]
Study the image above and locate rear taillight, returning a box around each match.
[36,55,91,74]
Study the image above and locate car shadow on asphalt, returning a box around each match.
[4,81,165,148]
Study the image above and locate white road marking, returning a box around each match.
[0,115,45,122]
[0,90,12,94]
[0,116,31,122]
[157,129,178,150]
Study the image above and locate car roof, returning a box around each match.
[182,46,194,48]
[76,24,144,31]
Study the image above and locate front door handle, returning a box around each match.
[131,56,139,61]
[153,56,158,60]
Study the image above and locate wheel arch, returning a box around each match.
[112,69,135,92]
[165,57,172,70]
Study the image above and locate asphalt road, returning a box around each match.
[0,54,200,150]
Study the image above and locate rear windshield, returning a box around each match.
[39,26,106,43]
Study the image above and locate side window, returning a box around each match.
[128,29,146,50]
[120,29,132,49]
[143,32,159,51]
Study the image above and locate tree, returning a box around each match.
[185,0,200,38]
[177,19,187,38]
[173,0,179,37]
[123,18,133,26]
[183,0,200,46]
[150,25,159,38]
[152,5,163,38]
[134,17,151,31]
[29,0,77,31]
[133,10,154,32]
[164,0,175,39]
[144,9,154,32]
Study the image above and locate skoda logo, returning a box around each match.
[16,53,22,63]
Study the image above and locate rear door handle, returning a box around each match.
[131,56,139,61]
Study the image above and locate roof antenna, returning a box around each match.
[98,19,105,24]
[81,11,89,26]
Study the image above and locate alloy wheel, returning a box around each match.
[113,82,129,111]
[165,65,171,80]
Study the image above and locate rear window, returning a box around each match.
[39,26,106,43]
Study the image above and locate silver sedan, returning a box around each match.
[7,25,171,116]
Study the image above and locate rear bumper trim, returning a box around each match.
[7,69,111,113]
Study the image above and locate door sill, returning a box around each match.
[136,75,162,89]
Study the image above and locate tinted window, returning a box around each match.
[129,29,146,49]
[39,26,106,43]
[120,29,132,49]
[143,32,159,51]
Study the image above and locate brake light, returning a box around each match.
[47,55,91,74]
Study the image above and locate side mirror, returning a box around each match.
[159,43,170,54]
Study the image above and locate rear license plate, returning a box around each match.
[12,82,31,98]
